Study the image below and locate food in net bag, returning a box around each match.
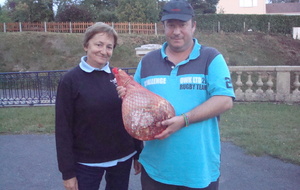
[112,68,175,141]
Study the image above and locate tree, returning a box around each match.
[55,3,92,21]
[81,0,118,11]
[0,4,13,22]
[80,0,118,22]
[29,0,54,22]
[116,0,159,22]
[188,0,219,14]
[4,0,54,22]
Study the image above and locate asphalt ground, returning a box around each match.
[0,134,299,190]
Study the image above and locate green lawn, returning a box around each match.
[0,102,299,165]
[220,102,300,165]
[0,106,55,134]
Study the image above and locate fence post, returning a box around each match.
[129,22,131,34]
[218,21,220,32]
[69,22,72,33]
[44,22,47,32]
[112,22,114,28]
[19,22,22,32]
[243,22,246,32]
[155,23,157,35]
[4,23,6,32]
[268,22,270,33]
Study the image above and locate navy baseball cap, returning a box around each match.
[161,0,195,22]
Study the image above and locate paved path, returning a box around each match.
[0,134,299,190]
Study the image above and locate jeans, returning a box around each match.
[141,167,219,190]
[76,158,132,190]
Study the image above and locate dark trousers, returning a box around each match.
[141,167,219,190]
[76,158,132,190]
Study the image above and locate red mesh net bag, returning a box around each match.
[112,68,175,141]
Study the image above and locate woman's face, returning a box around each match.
[84,32,115,69]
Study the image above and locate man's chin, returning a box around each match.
[169,44,184,51]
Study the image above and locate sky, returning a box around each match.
[0,0,5,6]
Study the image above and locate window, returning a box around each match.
[240,0,258,7]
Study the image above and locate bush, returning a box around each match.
[196,14,300,34]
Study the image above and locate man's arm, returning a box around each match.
[155,95,233,140]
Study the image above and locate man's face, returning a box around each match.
[163,19,196,52]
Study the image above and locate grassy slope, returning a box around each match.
[0,31,300,72]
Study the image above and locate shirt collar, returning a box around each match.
[79,56,111,73]
[161,38,201,60]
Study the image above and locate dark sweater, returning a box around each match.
[55,66,143,180]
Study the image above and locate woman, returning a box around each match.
[55,22,143,190]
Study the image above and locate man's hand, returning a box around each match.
[63,177,78,190]
[154,115,185,140]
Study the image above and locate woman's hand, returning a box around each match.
[63,177,78,190]
[133,159,142,175]
[116,86,126,99]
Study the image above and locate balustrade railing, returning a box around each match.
[0,66,299,106]
[230,66,300,102]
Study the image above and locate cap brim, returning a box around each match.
[161,14,192,22]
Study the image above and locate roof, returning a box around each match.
[266,3,300,14]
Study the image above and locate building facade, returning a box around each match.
[217,0,266,14]
[216,0,300,15]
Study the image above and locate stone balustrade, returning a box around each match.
[135,45,300,103]
[229,66,300,103]
[0,66,299,106]
[135,44,162,57]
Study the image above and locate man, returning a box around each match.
[119,0,235,189]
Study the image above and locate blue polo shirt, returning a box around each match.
[134,39,235,188]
